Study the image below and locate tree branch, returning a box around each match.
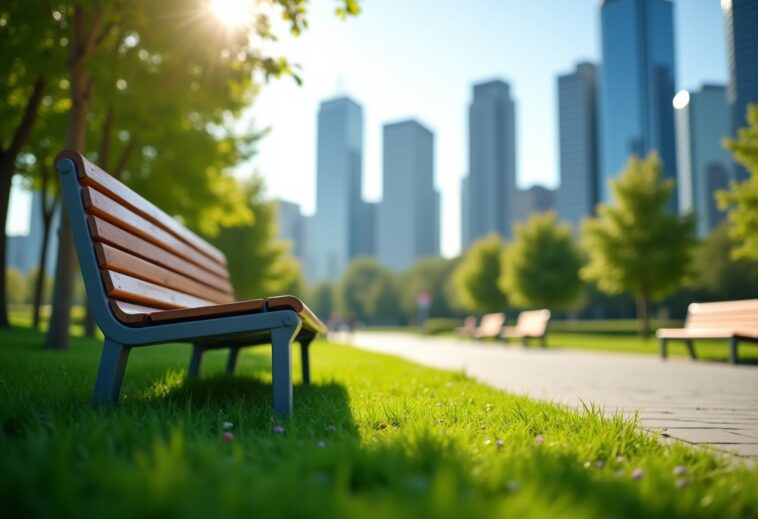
[6,77,46,160]
[113,138,138,179]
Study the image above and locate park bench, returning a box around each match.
[656,299,758,364]
[56,149,326,416]
[457,313,506,340]
[501,309,551,347]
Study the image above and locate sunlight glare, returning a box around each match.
[209,0,253,27]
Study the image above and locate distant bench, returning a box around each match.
[57,150,326,416]
[501,309,551,347]
[656,299,758,364]
[456,313,505,340]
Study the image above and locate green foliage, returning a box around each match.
[693,223,758,300]
[399,257,459,320]
[5,268,26,304]
[451,234,508,313]
[337,258,401,323]
[2,323,758,517]
[581,154,696,337]
[581,154,696,299]
[25,267,53,306]
[209,178,303,300]
[500,212,583,310]
[309,281,336,320]
[719,104,758,261]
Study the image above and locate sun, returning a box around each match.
[209,0,253,27]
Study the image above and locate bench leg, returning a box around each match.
[729,337,739,365]
[300,336,314,385]
[93,338,131,406]
[226,347,241,375]
[685,340,697,359]
[660,338,668,360]
[188,344,204,379]
[271,326,298,418]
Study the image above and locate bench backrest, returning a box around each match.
[685,299,758,332]
[58,150,234,324]
[515,309,551,336]
[478,313,506,337]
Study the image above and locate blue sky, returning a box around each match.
[8,0,727,257]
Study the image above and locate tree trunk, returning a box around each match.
[636,292,650,340]
[46,7,100,350]
[0,77,46,329]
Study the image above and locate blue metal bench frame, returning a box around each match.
[58,157,315,417]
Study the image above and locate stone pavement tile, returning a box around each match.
[704,443,758,458]
[668,428,758,444]
[640,419,742,429]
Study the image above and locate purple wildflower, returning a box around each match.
[675,478,688,489]
[317,440,326,448]
[496,439,504,449]
[596,460,606,469]
[535,435,545,445]
[223,432,234,442]
[273,425,285,434]
[631,468,644,480]
[673,465,686,476]
[326,424,337,432]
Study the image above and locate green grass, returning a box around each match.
[1,323,757,518]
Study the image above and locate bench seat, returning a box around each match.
[57,149,326,416]
[656,299,758,364]
[500,309,551,347]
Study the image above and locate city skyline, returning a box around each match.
[6,0,730,260]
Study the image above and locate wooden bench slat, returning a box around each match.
[102,270,215,310]
[95,244,233,305]
[267,295,327,335]
[149,299,265,323]
[88,216,232,293]
[57,150,228,267]
[109,301,165,326]
[83,187,230,281]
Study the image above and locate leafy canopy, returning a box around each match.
[581,152,696,300]
[451,234,508,313]
[719,104,758,261]
[337,258,400,323]
[209,177,302,300]
[500,212,583,310]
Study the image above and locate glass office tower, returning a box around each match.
[599,0,677,209]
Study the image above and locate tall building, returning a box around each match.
[599,0,677,210]
[513,185,556,224]
[723,0,758,181]
[462,79,517,247]
[354,200,377,258]
[556,62,599,231]
[274,199,306,261]
[5,190,59,275]
[309,96,364,281]
[674,85,731,238]
[378,120,439,271]
[460,174,470,249]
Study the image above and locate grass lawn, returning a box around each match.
[1,323,757,518]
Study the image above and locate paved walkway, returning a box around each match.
[343,331,758,461]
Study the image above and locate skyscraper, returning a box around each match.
[274,199,306,262]
[723,0,758,181]
[674,85,731,238]
[599,0,677,209]
[309,96,364,281]
[463,79,517,247]
[556,62,599,231]
[378,120,439,270]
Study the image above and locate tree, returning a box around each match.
[399,256,459,321]
[719,104,758,261]
[41,0,360,350]
[309,281,335,322]
[0,2,67,328]
[581,153,696,338]
[450,234,508,313]
[337,259,401,324]
[210,178,303,300]
[694,223,758,301]
[500,212,584,310]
